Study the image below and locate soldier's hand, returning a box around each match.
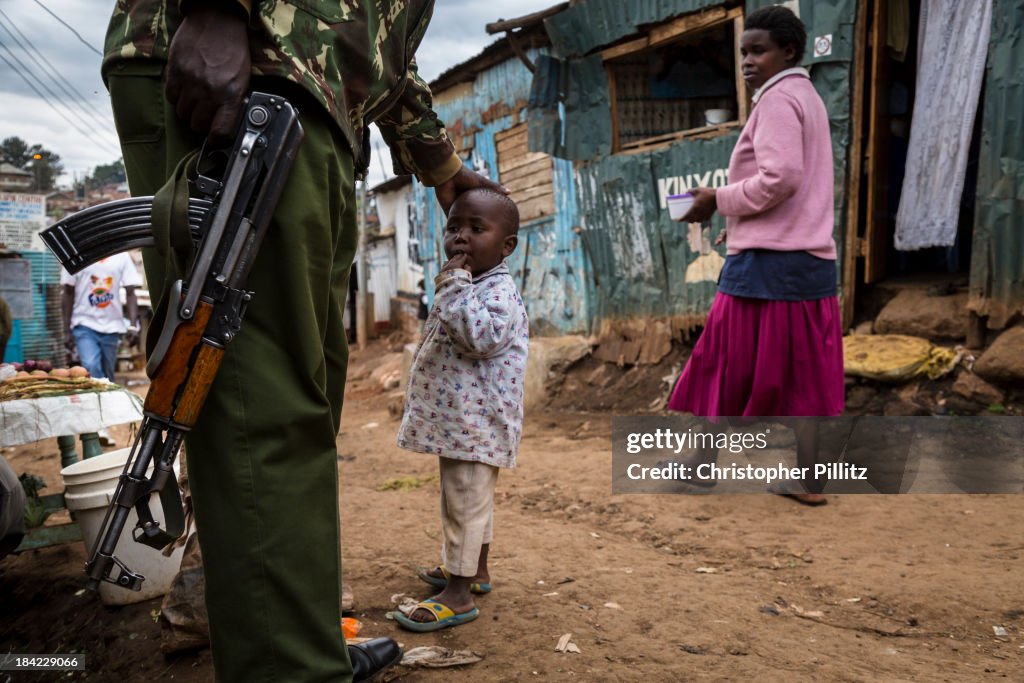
[166,2,251,142]
[435,166,509,216]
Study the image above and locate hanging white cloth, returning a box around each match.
[894,0,992,251]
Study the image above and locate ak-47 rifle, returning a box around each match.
[41,92,303,592]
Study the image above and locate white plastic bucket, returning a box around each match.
[61,448,185,605]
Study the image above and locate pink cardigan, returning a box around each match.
[715,73,837,259]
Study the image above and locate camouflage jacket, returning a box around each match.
[103,0,461,184]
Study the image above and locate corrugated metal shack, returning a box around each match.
[0,191,64,365]
[405,0,1024,359]
[410,15,587,337]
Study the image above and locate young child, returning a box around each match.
[393,187,528,632]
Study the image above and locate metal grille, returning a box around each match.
[19,250,65,365]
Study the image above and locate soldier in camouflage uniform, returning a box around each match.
[102,2,501,681]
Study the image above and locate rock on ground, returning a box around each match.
[524,336,592,410]
[952,372,1005,407]
[874,290,968,339]
[974,327,1024,385]
[369,353,403,390]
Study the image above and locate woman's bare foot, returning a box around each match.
[767,481,827,506]
[777,492,827,506]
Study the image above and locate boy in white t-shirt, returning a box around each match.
[60,252,142,444]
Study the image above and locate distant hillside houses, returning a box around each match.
[47,182,130,219]
[0,163,33,192]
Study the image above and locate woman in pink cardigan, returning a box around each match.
[670,6,843,505]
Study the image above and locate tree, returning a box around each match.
[87,159,126,187]
[28,147,62,192]
[1,136,63,192]
[1,136,30,167]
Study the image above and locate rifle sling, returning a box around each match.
[152,149,201,277]
[133,478,186,551]
[148,150,200,358]
[131,151,198,551]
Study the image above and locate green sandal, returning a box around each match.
[416,566,492,594]
[393,598,480,632]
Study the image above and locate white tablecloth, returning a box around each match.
[0,389,144,448]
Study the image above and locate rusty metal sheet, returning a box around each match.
[969,0,1024,327]
[544,0,715,58]
[566,0,858,323]
[415,0,866,334]
[575,134,735,323]
[545,0,856,62]
[410,51,588,335]
[527,53,612,161]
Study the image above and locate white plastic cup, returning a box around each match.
[666,193,695,221]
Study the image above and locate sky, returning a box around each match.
[0,0,559,189]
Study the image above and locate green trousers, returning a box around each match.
[108,61,357,682]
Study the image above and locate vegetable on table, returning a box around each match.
[0,375,119,401]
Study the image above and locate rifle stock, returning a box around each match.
[173,343,225,428]
[143,299,214,418]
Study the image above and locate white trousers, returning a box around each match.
[439,457,499,577]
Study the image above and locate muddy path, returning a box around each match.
[1,344,1021,681]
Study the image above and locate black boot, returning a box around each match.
[349,637,402,682]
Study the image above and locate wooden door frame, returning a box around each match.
[843,0,896,327]
[842,0,869,328]
[862,0,891,284]
[602,6,746,154]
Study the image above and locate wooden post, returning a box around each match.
[606,63,620,153]
[966,311,986,349]
[734,14,750,125]
[842,0,870,329]
[356,180,369,350]
[863,0,891,284]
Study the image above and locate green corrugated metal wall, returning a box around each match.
[970,0,1024,328]
[546,0,729,58]
[542,0,859,325]
[425,0,1019,334]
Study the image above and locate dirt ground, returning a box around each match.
[2,339,1022,682]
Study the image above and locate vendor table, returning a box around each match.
[1,386,143,449]
[0,387,144,552]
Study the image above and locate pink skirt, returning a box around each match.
[667,293,845,417]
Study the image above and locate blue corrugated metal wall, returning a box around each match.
[410,48,588,335]
[2,321,23,363]
[19,250,64,365]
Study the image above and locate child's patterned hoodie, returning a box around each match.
[396,261,529,467]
